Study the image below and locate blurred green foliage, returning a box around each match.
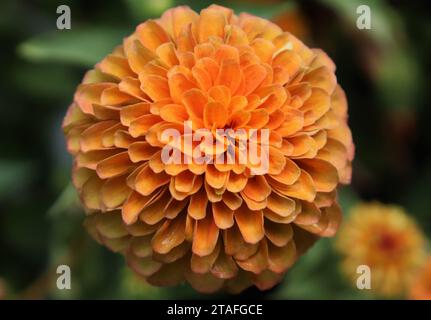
[1,0,430,300]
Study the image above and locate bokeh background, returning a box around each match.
[1,0,430,299]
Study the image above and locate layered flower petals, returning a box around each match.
[63,4,354,294]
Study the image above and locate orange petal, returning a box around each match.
[275,108,304,137]
[223,224,244,256]
[192,65,212,91]
[214,44,240,64]
[95,213,129,239]
[272,169,316,202]
[211,251,238,279]
[294,201,321,225]
[100,86,137,106]
[164,6,199,40]
[267,191,296,217]
[208,85,231,107]
[242,175,271,202]
[236,239,268,274]
[101,176,130,209]
[124,39,156,74]
[128,141,159,163]
[74,83,115,114]
[247,109,269,129]
[134,165,170,196]
[273,50,302,78]
[188,187,208,220]
[235,203,264,244]
[185,269,224,294]
[81,175,103,210]
[80,121,118,152]
[126,253,161,277]
[192,214,219,256]
[136,20,170,52]
[226,173,247,192]
[182,88,207,119]
[98,54,134,80]
[128,114,162,137]
[265,220,293,247]
[222,192,243,210]
[267,146,286,175]
[96,151,133,179]
[156,42,179,67]
[269,157,301,185]
[250,38,275,63]
[139,74,170,101]
[168,72,196,104]
[204,101,228,128]
[267,240,296,273]
[243,63,267,95]
[122,190,155,225]
[289,134,317,157]
[120,102,151,126]
[198,8,226,43]
[164,198,188,219]
[302,66,336,94]
[212,201,234,229]
[301,88,330,126]
[215,60,241,93]
[139,192,170,225]
[297,158,339,192]
[151,215,186,254]
[205,164,228,189]
[159,103,189,123]
[191,241,220,273]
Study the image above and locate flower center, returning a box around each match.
[377,233,398,252]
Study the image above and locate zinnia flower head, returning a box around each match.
[336,202,426,297]
[409,257,431,300]
[63,4,354,293]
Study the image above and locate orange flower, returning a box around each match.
[409,257,431,300]
[336,202,426,297]
[63,4,354,293]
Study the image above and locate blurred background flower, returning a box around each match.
[409,257,431,300]
[1,0,431,299]
[336,202,426,297]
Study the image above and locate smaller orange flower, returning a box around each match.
[409,257,431,300]
[336,202,426,297]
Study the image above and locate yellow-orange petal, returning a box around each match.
[235,204,264,244]
[193,214,219,256]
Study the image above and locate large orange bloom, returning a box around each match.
[63,5,354,293]
[336,202,426,297]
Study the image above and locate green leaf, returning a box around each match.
[124,0,174,20]
[18,26,129,67]
[227,1,295,20]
